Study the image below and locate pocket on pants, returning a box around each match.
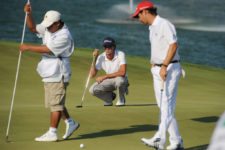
[45,82,66,107]
[51,89,65,106]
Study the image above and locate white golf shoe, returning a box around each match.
[116,100,125,106]
[166,140,184,150]
[63,121,80,139]
[116,95,126,106]
[35,131,57,142]
[141,137,164,150]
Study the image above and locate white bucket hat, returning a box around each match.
[41,10,61,28]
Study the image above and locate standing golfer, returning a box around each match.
[89,37,129,106]
[132,1,183,150]
[19,3,79,142]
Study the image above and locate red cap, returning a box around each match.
[132,0,154,18]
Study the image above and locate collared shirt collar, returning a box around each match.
[149,15,161,30]
[152,15,161,26]
[47,24,67,35]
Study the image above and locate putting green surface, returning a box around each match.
[0,41,225,150]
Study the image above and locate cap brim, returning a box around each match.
[131,10,140,18]
[103,43,114,47]
[40,20,54,28]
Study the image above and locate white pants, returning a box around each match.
[151,63,182,145]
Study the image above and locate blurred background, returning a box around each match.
[0,0,224,68]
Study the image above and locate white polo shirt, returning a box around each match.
[36,24,74,82]
[95,50,126,74]
[149,15,180,64]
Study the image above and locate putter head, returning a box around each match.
[5,136,12,143]
[76,105,83,108]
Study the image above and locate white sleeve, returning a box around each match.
[163,21,177,44]
[95,55,104,70]
[119,51,126,65]
[36,24,45,38]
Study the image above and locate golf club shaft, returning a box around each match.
[159,80,164,126]
[160,79,164,92]
[79,55,97,106]
[80,74,91,105]
[6,0,30,141]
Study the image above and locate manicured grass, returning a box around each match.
[0,41,225,150]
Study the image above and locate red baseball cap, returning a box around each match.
[132,0,154,18]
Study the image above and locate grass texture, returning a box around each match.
[0,41,225,150]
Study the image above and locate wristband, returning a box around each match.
[162,64,168,67]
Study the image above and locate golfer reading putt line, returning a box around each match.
[132,1,184,150]
[19,3,79,142]
[89,37,129,106]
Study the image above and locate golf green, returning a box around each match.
[1,41,224,150]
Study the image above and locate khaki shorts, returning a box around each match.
[44,81,69,112]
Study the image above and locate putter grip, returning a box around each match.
[92,50,99,65]
[93,49,99,57]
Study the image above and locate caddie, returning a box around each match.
[19,3,79,142]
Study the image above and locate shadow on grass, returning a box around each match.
[125,103,157,107]
[191,116,218,123]
[69,124,157,140]
[185,144,208,150]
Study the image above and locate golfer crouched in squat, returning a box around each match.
[19,3,79,142]
[89,37,129,106]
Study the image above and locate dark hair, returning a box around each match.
[59,20,64,26]
[147,7,157,16]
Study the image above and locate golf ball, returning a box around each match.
[80,143,84,148]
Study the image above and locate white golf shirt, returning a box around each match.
[149,15,180,64]
[95,50,126,74]
[36,24,74,82]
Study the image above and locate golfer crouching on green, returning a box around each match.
[19,3,79,142]
[89,37,129,106]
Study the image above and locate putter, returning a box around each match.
[5,0,30,142]
[76,50,98,108]
[76,70,92,108]
[159,80,164,124]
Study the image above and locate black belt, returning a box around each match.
[154,60,180,67]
